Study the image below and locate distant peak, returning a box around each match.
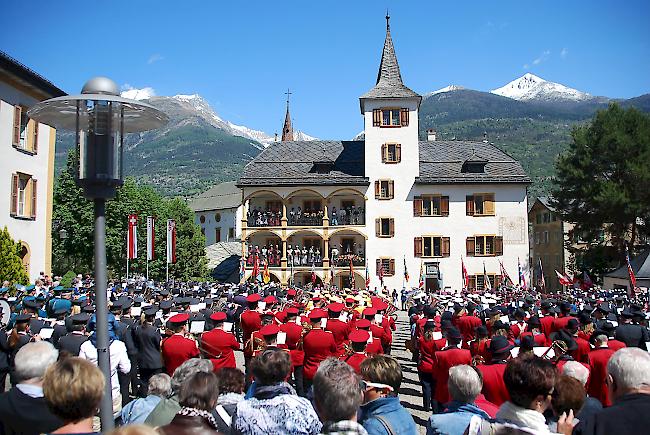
[491,73,591,102]
[428,84,465,96]
[173,94,202,101]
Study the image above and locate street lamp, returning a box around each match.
[28,77,167,430]
[59,228,68,240]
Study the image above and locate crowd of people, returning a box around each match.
[246,204,365,228]
[0,274,648,435]
[244,244,366,268]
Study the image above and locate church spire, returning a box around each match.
[281,88,294,142]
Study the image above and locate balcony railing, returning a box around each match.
[331,254,365,267]
[330,212,365,226]
[247,211,282,227]
[288,212,325,227]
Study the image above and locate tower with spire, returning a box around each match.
[281,88,294,142]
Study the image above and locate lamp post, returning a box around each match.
[28,77,167,430]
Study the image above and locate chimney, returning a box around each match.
[483,131,488,143]
[427,129,437,141]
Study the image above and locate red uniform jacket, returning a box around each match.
[369,324,387,347]
[509,322,528,340]
[520,331,549,347]
[475,393,499,418]
[478,363,509,406]
[552,316,576,333]
[381,315,396,344]
[455,315,483,342]
[434,348,472,403]
[572,336,591,364]
[468,339,492,362]
[341,352,367,374]
[418,336,437,373]
[540,315,555,339]
[365,337,384,355]
[325,318,351,347]
[280,322,305,367]
[240,310,262,342]
[588,347,615,406]
[302,328,337,380]
[200,328,239,369]
[608,339,626,352]
[162,334,200,375]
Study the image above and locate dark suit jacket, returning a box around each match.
[57,333,87,356]
[574,393,650,435]
[0,387,63,435]
[134,324,163,369]
[615,324,649,350]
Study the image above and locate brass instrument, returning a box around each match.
[296,321,313,350]
[342,341,355,357]
[541,340,569,363]
[471,355,486,367]
[244,335,267,355]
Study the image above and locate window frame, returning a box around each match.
[381,143,401,164]
[376,258,395,276]
[466,193,495,216]
[12,106,38,155]
[374,179,394,200]
[10,172,36,220]
[466,235,503,257]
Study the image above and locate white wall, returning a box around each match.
[0,96,54,282]
[195,206,240,245]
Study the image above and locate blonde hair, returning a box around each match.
[43,357,105,423]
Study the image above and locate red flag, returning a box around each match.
[252,255,260,281]
[311,262,316,284]
[499,260,513,286]
[581,271,593,290]
[625,245,637,290]
[461,257,469,289]
[418,260,424,289]
[166,219,176,264]
[146,216,155,261]
[378,260,384,286]
[127,214,138,260]
[555,270,572,286]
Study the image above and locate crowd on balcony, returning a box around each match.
[288,245,323,266]
[247,207,282,227]
[330,204,365,226]
[245,245,282,266]
[243,242,366,268]
[331,244,365,267]
[288,207,325,226]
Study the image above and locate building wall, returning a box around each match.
[194,206,240,246]
[0,93,55,282]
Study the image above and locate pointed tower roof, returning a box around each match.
[281,88,294,142]
[360,15,421,107]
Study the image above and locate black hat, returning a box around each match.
[489,335,514,355]
[143,307,158,317]
[577,312,592,326]
[446,327,462,341]
[110,301,123,311]
[159,289,170,297]
[475,325,488,338]
[621,309,635,319]
[527,316,541,328]
[424,305,436,317]
[492,320,508,332]
[15,313,31,323]
[82,305,95,314]
[566,319,579,331]
[541,300,552,309]
[160,300,172,310]
[602,321,616,333]
[23,300,40,310]
[555,329,578,352]
[520,335,535,351]
[514,308,526,319]
[71,313,90,325]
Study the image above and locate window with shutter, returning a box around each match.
[413,197,423,217]
[466,237,475,256]
[381,144,387,163]
[441,196,449,216]
[414,237,423,257]
[495,236,503,256]
[388,218,394,236]
[442,237,450,257]
[10,174,18,216]
[400,108,409,126]
[373,109,381,127]
[468,275,477,291]
[395,144,401,162]
[30,179,37,219]
[12,106,21,146]
[466,196,475,216]
[375,218,380,237]
[388,180,394,199]
[484,194,495,215]
[374,181,380,199]
[389,259,395,276]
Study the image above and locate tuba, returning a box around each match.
[541,340,569,363]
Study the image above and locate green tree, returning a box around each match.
[552,104,650,269]
[165,197,208,281]
[0,227,29,285]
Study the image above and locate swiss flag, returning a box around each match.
[127,214,138,260]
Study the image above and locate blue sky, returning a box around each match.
[1,0,648,139]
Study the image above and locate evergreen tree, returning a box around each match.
[0,227,29,285]
[165,197,208,281]
[552,104,650,268]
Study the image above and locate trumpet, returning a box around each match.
[541,340,569,363]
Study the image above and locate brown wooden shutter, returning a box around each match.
[388,180,394,199]
[414,237,423,257]
[395,144,401,162]
[494,275,501,288]
[13,106,21,146]
[373,109,381,127]
[466,237,475,256]
[32,122,38,154]
[400,108,409,126]
[30,178,37,219]
[440,196,449,216]
[374,181,380,199]
[389,259,395,275]
[375,218,380,237]
[389,218,395,237]
[495,236,504,256]
[10,174,19,215]
[442,237,450,257]
[381,144,387,163]
[469,275,476,291]
[413,197,423,217]
[376,259,381,276]
[485,194,495,215]
[466,195,475,216]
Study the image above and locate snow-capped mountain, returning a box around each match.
[426,85,465,96]
[491,73,593,102]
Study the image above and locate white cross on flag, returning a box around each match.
[166,219,176,264]
[127,214,138,259]
[146,216,155,261]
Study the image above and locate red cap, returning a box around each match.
[349,329,370,343]
[210,312,227,322]
[260,324,280,336]
[308,309,326,320]
[169,313,189,324]
[345,297,355,304]
[374,301,388,311]
[362,308,377,317]
[264,295,278,304]
[286,307,299,315]
[312,296,322,302]
[355,319,371,329]
[327,303,344,313]
[287,289,297,296]
[246,294,261,303]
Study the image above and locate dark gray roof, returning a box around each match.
[190,181,241,212]
[605,250,650,279]
[359,21,421,103]
[416,141,531,184]
[0,51,66,98]
[239,139,530,186]
[237,140,368,187]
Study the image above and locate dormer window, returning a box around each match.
[461,149,487,173]
[311,161,334,174]
[372,108,409,127]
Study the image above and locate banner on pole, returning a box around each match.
[166,219,176,264]
[127,214,138,260]
[147,216,155,261]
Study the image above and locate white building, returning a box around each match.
[0,52,65,281]
[190,181,242,245]
[237,18,530,290]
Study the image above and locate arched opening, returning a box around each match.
[328,229,366,268]
[327,189,366,226]
[245,230,282,267]
[292,271,323,287]
[245,191,284,228]
[247,270,281,284]
[333,270,366,290]
[286,189,325,227]
[287,230,324,267]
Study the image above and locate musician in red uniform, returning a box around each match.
[363,308,388,353]
[280,307,305,396]
[552,302,576,333]
[352,319,383,354]
[200,312,239,370]
[161,314,200,376]
[417,320,437,412]
[477,335,512,406]
[519,316,549,347]
[567,319,591,363]
[454,303,483,343]
[603,322,627,351]
[539,300,556,339]
[587,333,616,406]
[340,329,369,374]
[468,325,492,362]
[325,303,350,351]
[374,300,396,354]
[508,309,528,340]
[240,294,262,372]
[302,309,337,392]
[433,327,471,409]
